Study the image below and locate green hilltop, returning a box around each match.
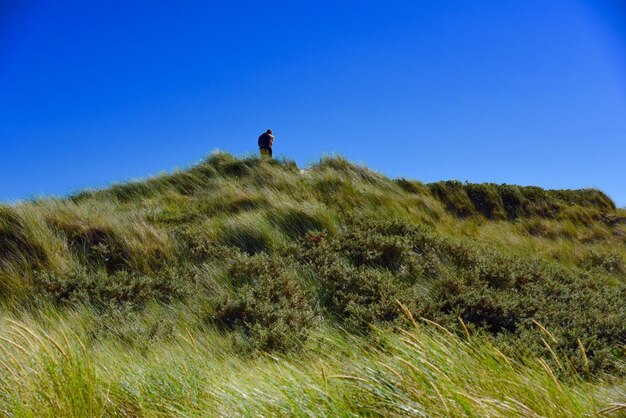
[0,153,624,416]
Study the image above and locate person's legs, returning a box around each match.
[260,148,270,158]
[268,147,273,158]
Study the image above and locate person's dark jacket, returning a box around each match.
[258,133,274,149]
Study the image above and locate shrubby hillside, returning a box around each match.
[0,153,624,416]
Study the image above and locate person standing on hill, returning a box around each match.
[258,129,274,158]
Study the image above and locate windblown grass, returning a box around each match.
[0,308,623,417]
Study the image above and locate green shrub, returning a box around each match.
[340,229,413,271]
[428,182,616,221]
[553,188,615,211]
[213,254,317,352]
[33,266,190,309]
[428,253,626,375]
[317,261,414,331]
[431,276,523,334]
[294,217,441,280]
[584,249,624,274]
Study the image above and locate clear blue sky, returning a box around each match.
[1,1,625,206]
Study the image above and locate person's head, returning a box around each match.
[266,129,273,135]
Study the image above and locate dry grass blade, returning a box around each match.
[0,358,19,380]
[532,320,559,345]
[505,396,545,418]
[319,360,328,392]
[378,361,403,381]
[599,403,626,415]
[0,336,28,355]
[429,380,450,415]
[420,317,453,336]
[537,358,561,391]
[328,375,367,383]
[577,339,589,373]
[540,338,564,372]
[458,316,471,342]
[396,299,418,329]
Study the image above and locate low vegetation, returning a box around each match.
[0,152,624,416]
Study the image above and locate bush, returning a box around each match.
[289,219,439,330]
[213,254,317,353]
[431,276,523,334]
[299,217,440,277]
[583,249,624,275]
[427,252,626,375]
[339,229,414,272]
[428,182,616,221]
[33,266,190,309]
[317,261,414,331]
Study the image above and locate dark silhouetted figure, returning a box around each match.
[258,129,274,158]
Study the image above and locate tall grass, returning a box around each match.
[0,309,622,416]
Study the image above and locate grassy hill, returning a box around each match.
[0,152,624,416]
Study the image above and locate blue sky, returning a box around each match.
[1,1,625,206]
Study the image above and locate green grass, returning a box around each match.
[0,309,623,417]
[0,307,626,417]
[0,151,624,416]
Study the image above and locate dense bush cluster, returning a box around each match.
[584,249,625,274]
[286,217,625,374]
[34,265,191,310]
[213,254,317,352]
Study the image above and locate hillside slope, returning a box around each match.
[0,153,624,416]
